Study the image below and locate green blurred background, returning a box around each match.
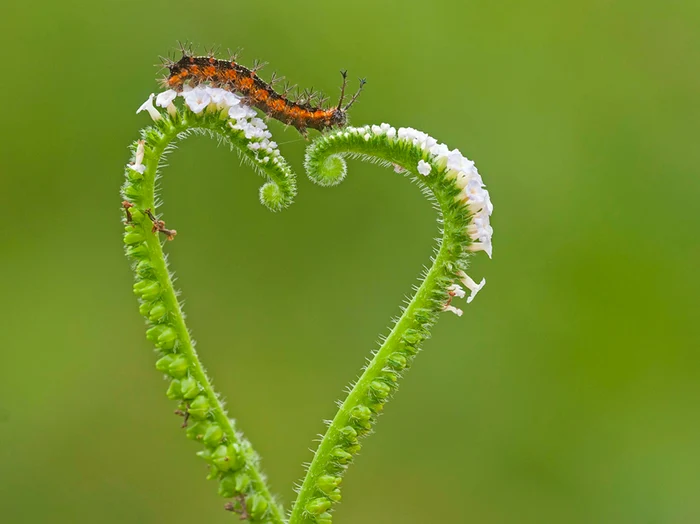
[1,0,699,522]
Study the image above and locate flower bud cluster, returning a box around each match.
[123,219,273,520]
[121,122,294,520]
[138,88,282,169]
[315,124,493,318]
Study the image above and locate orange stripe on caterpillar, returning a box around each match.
[161,53,365,135]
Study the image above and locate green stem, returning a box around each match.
[290,127,477,523]
[122,110,296,523]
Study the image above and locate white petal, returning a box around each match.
[155,90,177,108]
[136,93,162,121]
[443,305,463,317]
[417,159,432,176]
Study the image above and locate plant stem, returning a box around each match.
[123,111,296,523]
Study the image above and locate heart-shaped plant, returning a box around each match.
[122,66,493,523]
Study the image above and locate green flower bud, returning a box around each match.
[155,354,175,373]
[146,324,167,342]
[218,473,237,498]
[166,379,183,400]
[331,447,353,465]
[167,355,189,378]
[148,302,167,322]
[124,232,145,245]
[234,473,251,493]
[122,184,141,199]
[138,301,151,316]
[382,370,399,383]
[203,424,223,446]
[125,243,148,259]
[316,512,333,524]
[339,426,358,443]
[180,377,199,399]
[129,208,144,222]
[212,443,243,472]
[246,494,268,519]
[188,395,210,420]
[134,280,160,301]
[368,401,384,414]
[317,475,341,494]
[306,497,331,516]
[185,421,209,441]
[206,465,219,480]
[156,326,177,350]
[387,352,407,370]
[136,260,154,277]
[196,448,212,462]
[345,441,362,454]
[350,405,372,429]
[402,329,422,345]
[328,488,342,502]
[370,380,391,399]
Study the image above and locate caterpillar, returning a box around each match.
[161,48,365,136]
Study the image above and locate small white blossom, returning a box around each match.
[206,87,241,109]
[430,143,450,165]
[228,104,250,122]
[467,238,493,259]
[417,159,431,176]
[155,90,177,108]
[443,305,464,317]
[136,93,162,121]
[364,133,371,141]
[447,284,466,299]
[183,86,211,114]
[128,140,146,174]
[250,117,266,129]
[447,149,475,173]
[457,271,487,303]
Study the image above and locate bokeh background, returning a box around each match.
[1,1,699,522]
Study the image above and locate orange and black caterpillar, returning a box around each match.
[162,49,365,136]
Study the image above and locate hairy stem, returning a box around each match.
[290,125,487,523]
[122,108,296,523]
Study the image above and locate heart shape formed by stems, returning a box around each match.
[122,94,493,523]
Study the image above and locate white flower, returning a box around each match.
[417,159,431,176]
[136,93,162,121]
[467,238,493,259]
[183,86,211,114]
[364,133,371,141]
[467,210,493,244]
[447,284,466,299]
[385,127,397,139]
[128,140,146,174]
[430,143,450,165]
[228,104,250,121]
[222,91,241,107]
[442,304,463,317]
[457,271,487,303]
[155,90,177,108]
[206,87,240,109]
[250,117,266,129]
[417,135,437,152]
